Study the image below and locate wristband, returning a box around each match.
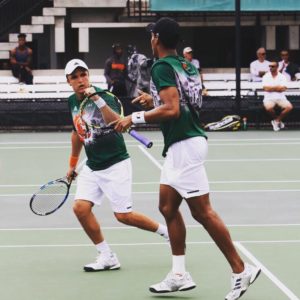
[94,97,106,109]
[69,155,79,168]
[132,111,146,124]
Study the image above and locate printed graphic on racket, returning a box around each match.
[79,90,153,148]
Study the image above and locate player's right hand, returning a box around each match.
[132,90,154,109]
[66,167,77,182]
[84,86,100,101]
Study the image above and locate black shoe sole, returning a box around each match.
[84,266,121,272]
[149,285,196,294]
[250,269,261,285]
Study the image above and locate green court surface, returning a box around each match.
[0,130,299,300]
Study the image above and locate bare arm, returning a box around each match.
[23,48,32,68]
[113,86,180,132]
[263,85,287,92]
[67,131,83,180]
[10,49,17,65]
[142,87,180,122]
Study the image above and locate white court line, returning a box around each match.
[1,179,300,188]
[1,137,300,145]
[2,141,300,150]
[0,181,160,188]
[1,189,300,197]
[0,224,300,231]
[0,240,300,249]
[208,180,300,184]
[236,242,300,300]
[0,144,139,150]
[206,158,300,162]
[152,142,300,147]
[138,145,163,170]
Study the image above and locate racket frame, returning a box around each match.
[79,90,153,148]
[29,177,71,216]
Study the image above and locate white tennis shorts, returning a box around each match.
[263,98,292,109]
[160,136,210,198]
[75,158,132,213]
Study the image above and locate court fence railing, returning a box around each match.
[1,95,300,131]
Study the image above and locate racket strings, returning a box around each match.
[31,181,69,215]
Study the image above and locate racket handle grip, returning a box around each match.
[128,129,153,148]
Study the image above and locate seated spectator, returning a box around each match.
[250,47,270,82]
[262,61,293,131]
[10,33,33,84]
[183,47,200,70]
[127,45,152,98]
[278,50,299,81]
[104,43,128,97]
[183,46,207,95]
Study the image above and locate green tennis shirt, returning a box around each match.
[150,55,207,157]
[68,86,129,170]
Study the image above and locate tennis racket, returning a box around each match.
[29,158,87,216]
[79,90,153,148]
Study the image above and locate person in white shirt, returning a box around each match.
[183,46,207,95]
[262,61,293,131]
[183,46,200,69]
[250,47,270,82]
[278,50,299,81]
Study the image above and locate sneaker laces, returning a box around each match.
[95,252,113,264]
[164,272,187,286]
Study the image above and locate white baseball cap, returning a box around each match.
[183,47,193,54]
[64,59,89,76]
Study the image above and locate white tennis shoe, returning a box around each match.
[279,121,285,129]
[271,120,280,131]
[149,271,196,293]
[225,263,261,300]
[83,252,121,272]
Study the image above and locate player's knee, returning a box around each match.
[286,103,293,111]
[73,201,90,218]
[114,212,131,224]
[191,207,215,225]
[159,204,175,219]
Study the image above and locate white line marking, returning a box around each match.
[0,224,299,231]
[1,240,300,249]
[0,146,71,150]
[1,138,300,145]
[206,158,300,162]
[0,182,160,188]
[149,142,300,147]
[206,142,300,146]
[208,180,300,184]
[235,242,300,300]
[0,144,140,150]
[208,138,300,142]
[1,189,300,197]
[138,145,162,170]
[1,179,300,188]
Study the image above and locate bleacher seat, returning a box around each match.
[0,69,108,99]
[0,76,19,84]
[0,69,298,100]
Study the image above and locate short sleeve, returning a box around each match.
[151,62,177,93]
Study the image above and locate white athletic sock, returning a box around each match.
[172,255,186,275]
[156,223,169,240]
[95,240,112,257]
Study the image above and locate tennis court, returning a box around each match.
[0,130,299,300]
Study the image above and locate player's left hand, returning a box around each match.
[110,115,133,133]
